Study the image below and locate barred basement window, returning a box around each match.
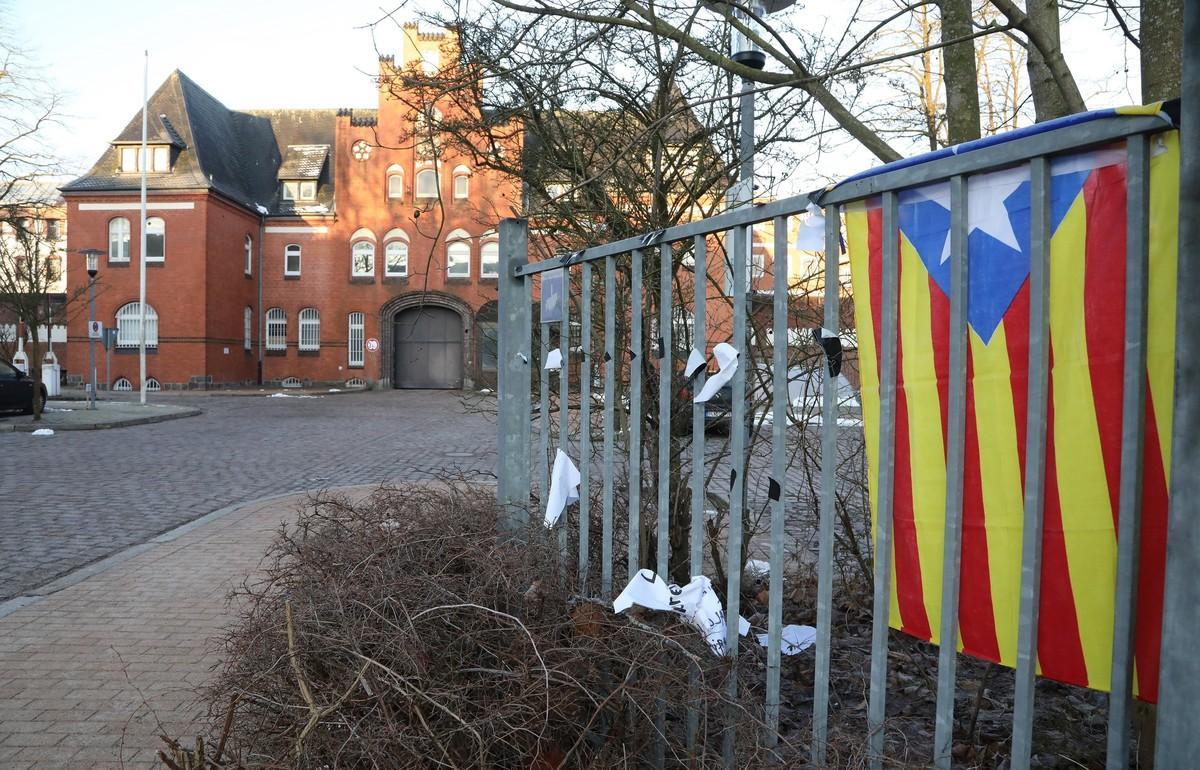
[266,307,286,350]
[281,376,302,388]
[298,308,320,351]
[348,312,365,368]
[113,377,132,392]
[345,377,367,389]
[145,377,161,392]
[115,302,158,348]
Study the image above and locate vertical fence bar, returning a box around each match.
[1011,156,1052,769]
[658,244,673,578]
[690,234,708,573]
[630,248,644,581]
[722,222,750,766]
[765,215,789,745]
[867,191,901,769]
[602,256,617,596]
[933,175,970,769]
[496,218,531,529]
[687,234,707,755]
[812,203,841,765]
[1105,132,1150,770]
[559,270,571,561]
[539,278,551,513]
[579,262,593,590]
[1156,3,1200,759]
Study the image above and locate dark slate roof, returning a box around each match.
[277,145,329,180]
[61,71,338,216]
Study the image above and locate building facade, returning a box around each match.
[62,26,519,391]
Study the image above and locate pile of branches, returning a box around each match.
[193,484,795,768]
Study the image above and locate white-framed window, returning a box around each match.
[452,165,470,199]
[145,377,162,392]
[447,239,470,278]
[415,168,438,198]
[348,312,365,367]
[298,308,320,351]
[244,235,253,275]
[282,180,317,201]
[243,306,252,350]
[386,164,404,199]
[115,302,159,348]
[145,216,165,261]
[266,307,287,350]
[118,144,170,173]
[108,217,131,262]
[284,244,301,276]
[352,241,375,276]
[385,240,408,277]
[113,377,133,392]
[481,240,499,278]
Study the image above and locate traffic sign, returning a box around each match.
[365,337,380,353]
[87,321,103,339]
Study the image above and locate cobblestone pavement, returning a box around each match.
[0,390,495,601]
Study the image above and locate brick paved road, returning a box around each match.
[0,390,496,601]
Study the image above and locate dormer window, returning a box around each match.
[118,144,171,173]
[282,180,317,201]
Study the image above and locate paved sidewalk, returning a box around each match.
[0,489,364,769]
[0,401,200,433]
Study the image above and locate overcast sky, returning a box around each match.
[10,0,1139,189]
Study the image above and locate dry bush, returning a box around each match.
[194,484,799,768]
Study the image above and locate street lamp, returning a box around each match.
[79,248,104,411]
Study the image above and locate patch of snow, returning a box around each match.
[328,388,342,392]
[46,407,73,412]
[267,393,321,399]
[31,428,55,436]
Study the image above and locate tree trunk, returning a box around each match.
[940,0,982,144]
[1141,0,1184,102]
[1023,0,1080,121]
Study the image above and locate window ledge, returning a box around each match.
[266,349,288,356]
[445,277,472,283]
[116,347,158,355]
[383,275,409,284]
[107,260,131,268]
[146,260,165,268]
[347,364,365,370]
[350,275,375,284]
[284,274,301,281]
[298,349,320,357]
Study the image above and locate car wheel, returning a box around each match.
[22,388,46,416]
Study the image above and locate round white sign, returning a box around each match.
[365,337,380,353]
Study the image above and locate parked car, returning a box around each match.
[0,359,47,415]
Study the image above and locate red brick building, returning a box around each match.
[62,27,519,391]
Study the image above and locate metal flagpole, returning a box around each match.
[138,50,148,405]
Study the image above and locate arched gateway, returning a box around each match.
[380,293,472,389]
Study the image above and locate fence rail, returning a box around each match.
[496,102,1189,768]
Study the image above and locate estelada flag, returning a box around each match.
[845,113,1178,701]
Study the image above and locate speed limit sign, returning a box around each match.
[365,337,380,353]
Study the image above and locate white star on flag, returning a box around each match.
[912,165,1029,263]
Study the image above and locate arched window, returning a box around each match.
[452,165,471,199]
[386,164,404,199]
[481,240,500,278]
[244,235,253,275]
[298,308,320,351]
[266,307,287,350]
[113,377,133,392]
[108,218,131,262]
[352,241,375,277]
[348,312,365,367]
[447,239,471,278]
[115,302,159,348]
[415,168,438,199]
[145,216,165,261]
[243,306,252,350]
[145,377,162,392]
[384,228,409,277]
[284,244,301,276]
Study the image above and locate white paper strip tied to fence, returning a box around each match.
[544,348,563,370]
[613,569,748,656]
[543,449,580,528]
[795,201,826,252]
[684,348,707,379]
[757,624,816,655]
[692,343,738,403]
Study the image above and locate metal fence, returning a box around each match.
[496,103,1189,768]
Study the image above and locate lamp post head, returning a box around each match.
[79,248,103,278]
[700,0,796,70]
